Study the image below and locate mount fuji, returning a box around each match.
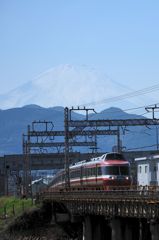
[0,64,147,111]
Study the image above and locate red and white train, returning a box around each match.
[50,152,131,190]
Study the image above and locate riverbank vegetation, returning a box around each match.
[0,196,35,232]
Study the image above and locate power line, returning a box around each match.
[80,84,159,107]
[127,144,157,151]
[90,103,159,118]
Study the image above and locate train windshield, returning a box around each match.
[103,166,129,175]
[105,153,125,160]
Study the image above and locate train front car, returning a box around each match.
[99,152,131,190]
[49,152,131,191]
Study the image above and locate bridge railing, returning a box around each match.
[39,187,159,202]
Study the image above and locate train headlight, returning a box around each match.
[125,176,129,180]
[109,176,116,179]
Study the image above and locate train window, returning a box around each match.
[83,168,86,177]
[62,173,65,181]
[104,166,119,175]
[154,166,157,172]
[70,170,75,178]
[77,169,80,178]
[103,166,129,175]
[139,166,142,173]
[86,168,92,177]
[81,167,96,177]
[101,154,106,159]
[70,169,80,178]
[145,166,148,173]
[97,167,102,176]
[119,166,129,175]
[105,153,125,161]
[85,168,88,177]
[92,167,96,176]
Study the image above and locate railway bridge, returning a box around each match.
[39,188,159,240]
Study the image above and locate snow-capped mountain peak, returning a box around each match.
[0,64,150,110]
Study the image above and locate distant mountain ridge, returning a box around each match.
[0,105,156,156]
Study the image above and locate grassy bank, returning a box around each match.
[0,196,36,231]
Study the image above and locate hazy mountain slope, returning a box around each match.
[0,105,156,156]
[0,64,145,111]
[89,107,156,152]
[0,105,83,155]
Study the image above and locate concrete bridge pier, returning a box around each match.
[111,218,140,240]
[82,216,111,240]
[110,218,156,240]
[150,220,159,240]
[83,217,141,240]
[92,217,111,240]
[139,219,151,240]
[111,218,123,240]
[83,216,92,240]
[123,218,146,240]
[124,220,134,240]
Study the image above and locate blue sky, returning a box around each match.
[1,0,159,96]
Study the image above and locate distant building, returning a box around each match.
[31,178,47,196]
[135,155,159,186]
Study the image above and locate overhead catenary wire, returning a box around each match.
[80,83,159,107]
[71,83,159,151]
[91,102,159,119]
[127,144,157,151]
